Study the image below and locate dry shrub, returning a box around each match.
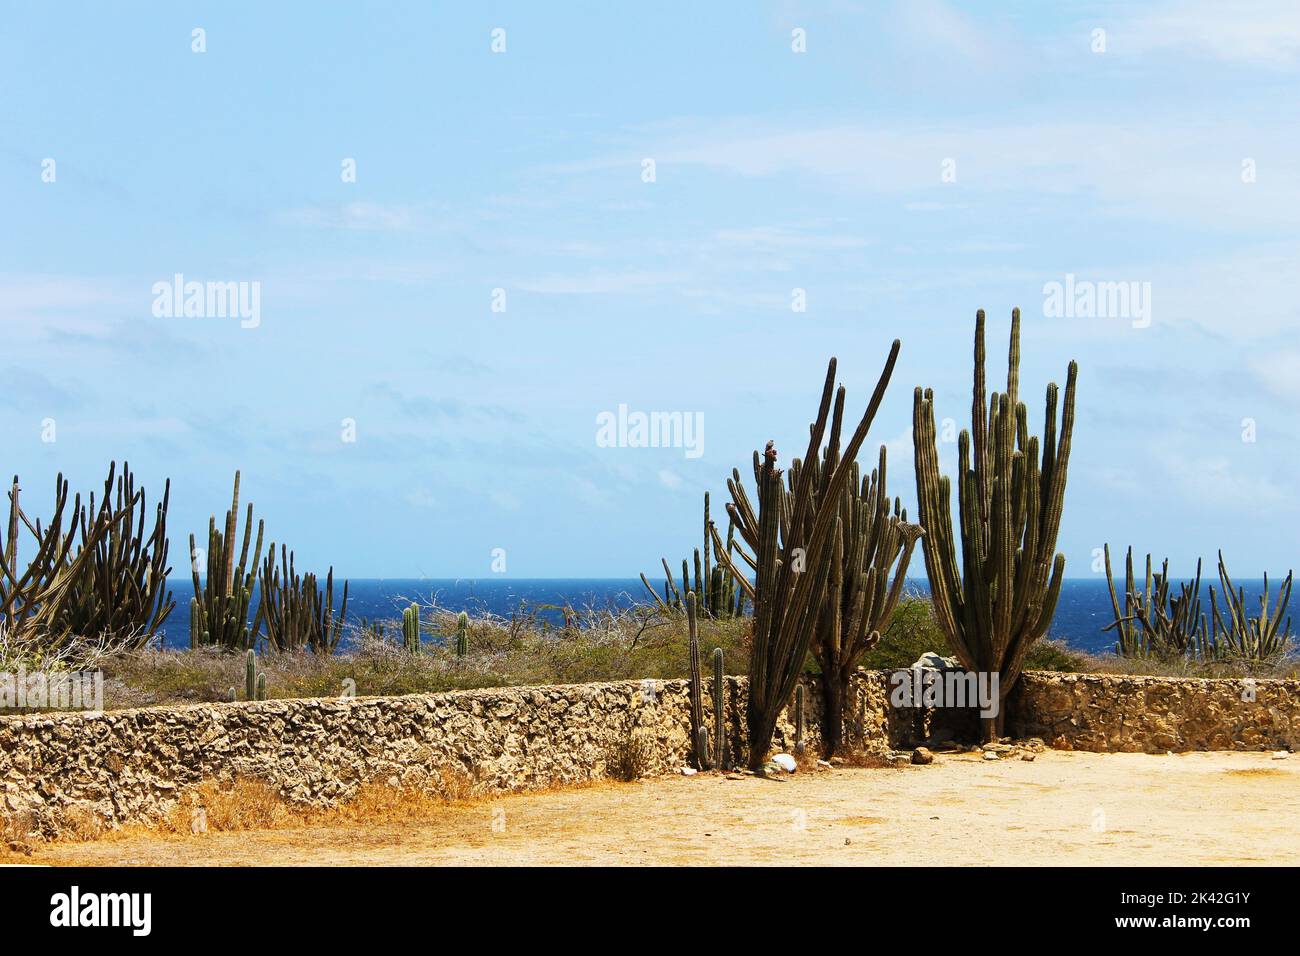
[605,729,654,782]
[162,779,295,834]
[158,768,479,837]
[57,802,107,842]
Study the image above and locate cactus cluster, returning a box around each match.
[1104,545,1208,660]
[913,309,1077,741]
[1108,545,1294,664]
[56,462,174,646]
[712,343,903,770]
[1209,552,1293,662]
[2,466,172,650]
[640,492,745,619]
[2,473,107,644]
[685,591,729,770]
[721,370,922,757]
[189,471,265,650]
[256,544,349,654]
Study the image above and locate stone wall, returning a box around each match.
[1009,673,1300,752]
[2,669,1297,839]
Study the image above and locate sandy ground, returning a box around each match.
[18,750,1300,866]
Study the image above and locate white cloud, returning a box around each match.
[1250,349,1300,400]
[276,202,435,231]
[1115,0,1300,69]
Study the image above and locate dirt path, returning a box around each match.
[20,751,1300,866]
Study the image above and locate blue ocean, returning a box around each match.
[157,577,1282,656]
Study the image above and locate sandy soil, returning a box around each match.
[18,750,1300,866]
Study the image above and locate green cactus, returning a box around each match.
[913,309,1078,741]
[712,647,725,771]
[402,603,420,654]
[1104,545,1208,660]
[254,544,349,653]
[455,611,469,657]
[1208,552,1293,664]
[685,592,709,769]
[245,648,257,701]
[189,471,265,650]
[640,492,745,619]
[712,343,903,770]
[794,684,805,755]
[720,376,922,757]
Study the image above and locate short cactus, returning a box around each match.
[455,611,469,657]
[402,603,420,654]
[245,648,257,701]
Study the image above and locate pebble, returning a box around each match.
[983,751,1000,761]
[911,747,934,765]
[1272,751,1290,760]
[1021,753,1036,762]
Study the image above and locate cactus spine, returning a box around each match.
[455,611,469,657]
[712,647,725,771]
[913,309,1078,741]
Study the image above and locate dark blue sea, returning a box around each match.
[156,577,1282,656]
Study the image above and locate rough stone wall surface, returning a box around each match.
[1009,672,1300,753]
[2,669,1297,838]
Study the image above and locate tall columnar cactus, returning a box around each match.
[402,603,420,654]
[913,309,1077,741]
[686,592,709,769]
[794,684,806,755]
[455,611,470,657]
[712,647,725,771]
[1208,552,1293,663]
[1104,545,1208,660]
[639,492,745,619]
[190,471,265,650]
[713,343,903,769]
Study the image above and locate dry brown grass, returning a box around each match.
[0,769,618,860]
[1222,767,1286,778]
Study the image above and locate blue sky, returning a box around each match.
[2,1,1298,579]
